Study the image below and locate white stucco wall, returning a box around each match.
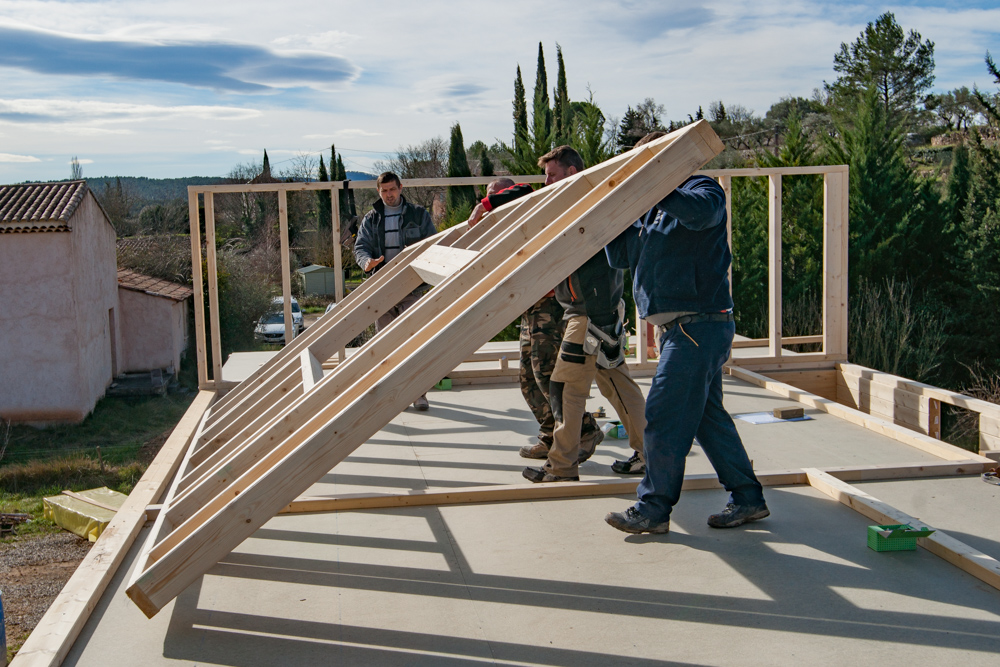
[118,288,189,373]
[0,192,117,423]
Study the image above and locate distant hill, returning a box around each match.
[86,172,375,205]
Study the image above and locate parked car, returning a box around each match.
[271,296,304,331]
[254,311,301,344]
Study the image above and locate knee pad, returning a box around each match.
[549,381,565,423]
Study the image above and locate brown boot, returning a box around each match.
[577,427,606,463]
[519,441,550,459]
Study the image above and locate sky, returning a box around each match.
[0,0,998,182]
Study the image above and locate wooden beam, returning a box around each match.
[187,190,208,388]
[204,193,223,382]
[12,391,213,667]
[768,174,782,359]
[409,246,480,286]
[278,460,986,514]
[732,335,823,349]
[278,190,294,345]
[838,363,1000,419]
[805,468,1000,592]
[823,171,849,358]
[727,365,992,464]
[299,348,324,393]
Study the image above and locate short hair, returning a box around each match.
[376,171,401,189]
[537,145,584,173]
[634,131,668,148]
[487,177,516,196]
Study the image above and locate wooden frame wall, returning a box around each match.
[187,162,849,390]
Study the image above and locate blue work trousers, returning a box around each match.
[635,320,764,522]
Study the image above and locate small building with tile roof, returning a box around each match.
[0,180,119,423]
[117,269,192,375]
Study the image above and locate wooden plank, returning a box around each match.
[805,468,1000,593]
[191,175,548,195]
[11,391,214,667]
[278,190,294,345]
[127,122,727,616]
[726,365,992,464]
[768,174,782,359]
[823,171,849,358]
[187,190,208,388]
[698,165,849,177]
[836,374,937,414]
[838,363,1000,419]
[980,414,1000,438]
[733,335,823,348]
[299,348,324,393]
[279,459,987,514]
[729,354,844,372]
[980,431,1000,452]
[410,246,480,286]
[204,193,223,383]
[331,188,344,303]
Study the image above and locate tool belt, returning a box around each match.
[583,319,626,369]
[656,312,734,339]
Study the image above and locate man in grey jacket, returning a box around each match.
[354,171,437,410]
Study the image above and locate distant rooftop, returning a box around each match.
[117,268,193,301]
[0,180,88,233]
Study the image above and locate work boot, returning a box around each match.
[522,466,579,483]
[707,502,770,528]
[604,506,670,534]
[519,439,550,459]
[577,427,605,463]
[611,451,645,475]
[413,395,429,411]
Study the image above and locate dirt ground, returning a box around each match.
[1,531,91,660]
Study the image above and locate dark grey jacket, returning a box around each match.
[354,196,435,275]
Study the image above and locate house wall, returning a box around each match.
[0,193,117,422]
[118,289,189,373]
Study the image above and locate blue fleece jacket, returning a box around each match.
[605,174,733,318]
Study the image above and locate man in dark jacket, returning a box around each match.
[522,147,647,483]
[603,136,767,533]
[354,171,436,410]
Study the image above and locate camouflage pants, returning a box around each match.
[520,295,599,445]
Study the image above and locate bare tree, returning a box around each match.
[374,137,448,210]
[70,156,83,180]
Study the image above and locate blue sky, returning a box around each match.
[0,0,997,181]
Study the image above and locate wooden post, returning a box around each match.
[719,175,733,296]
[187,190,208,387]
[768,174,782,359]
[823,170,849,360]
[331,185,346,363]
[204,192,223,383]
[278,190,294,345]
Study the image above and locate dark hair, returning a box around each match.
[635,131,668,147]
[376,171,401,188]
[537,145,584,173]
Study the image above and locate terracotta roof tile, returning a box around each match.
[0,181,88,233]
[117,268,193,302]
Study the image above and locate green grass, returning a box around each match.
[0,392,195,534]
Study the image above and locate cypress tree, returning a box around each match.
[553,44,571,146]
[446,122,477,214]
[513,66,529,157]
[531,42,553,156]
[262,150,271,178]
[479,144,495,177]
[316,155,331,232]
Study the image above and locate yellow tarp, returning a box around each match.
[43,487,127,542]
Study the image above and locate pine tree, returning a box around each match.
[553,44,571,146]
[334,149,354,223]
[617,107,642,151]
[479,144,495,177]
[446,122,477,214]
[531,42,553,157]
[316,155,331,232]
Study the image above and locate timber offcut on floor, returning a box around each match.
[60,377,1000,667]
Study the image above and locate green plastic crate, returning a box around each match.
[867,524,934,552]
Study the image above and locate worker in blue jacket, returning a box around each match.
[603,134,768,534]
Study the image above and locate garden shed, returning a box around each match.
[117,269,192,375]
[0,180,119,423]
[296,263,338,296]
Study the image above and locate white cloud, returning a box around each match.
[0,152,41,162]
[304,129,384,139]
[72,158,95,164]
[272,30,361,51]
[0,98,261,123]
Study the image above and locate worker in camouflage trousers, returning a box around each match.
[519,294,602,456]
[470,178,603,460]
